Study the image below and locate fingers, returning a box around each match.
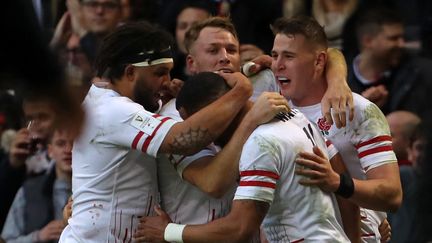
[295,157,325,171]
[154,205,164,216]
[297,150,326,163]
[321,100,334,127]
[312,146,325,158]
[296,167,325,179]
[347,95,354,121]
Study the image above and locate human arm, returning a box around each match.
[322,48,354,128]
[241,49,354,128]
[1,188,35,243]
[296,147,360,242]
[135,200,268,243]
[361,85,388,108]
[295,148,402,212]
[182,92,290,197]
[158,72,253,155]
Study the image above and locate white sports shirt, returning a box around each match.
[291,93,397,242]
[234,109,349,243]
[60,85,177,242]
[157,99,235,224]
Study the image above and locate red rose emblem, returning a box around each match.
[317,118,331,132]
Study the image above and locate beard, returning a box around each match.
[133,82,160,112]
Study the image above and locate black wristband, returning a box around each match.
[335,173,355,198]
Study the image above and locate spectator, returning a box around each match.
[386,111,421,166]
[1,128,73,242]
[347,7,432,119]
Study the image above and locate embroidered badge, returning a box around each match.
[317,117,331,136]
[130,112,161,135]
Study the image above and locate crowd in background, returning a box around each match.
[1,0,432,242]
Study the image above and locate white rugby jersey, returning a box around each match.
[234,109,349,243]
[291,93,397,242]
[157,100,235,224]
[60,85,177,243]
[248,69,280,102]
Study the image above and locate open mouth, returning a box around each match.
[218,68,233,73]
[277,77,291,84]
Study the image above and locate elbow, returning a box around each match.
[231,224,256,243]
[387,189,403,212]
[202,185,227,199]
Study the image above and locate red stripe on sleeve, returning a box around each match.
[358,145,393,158]
[239,181,276,189]
[292,239,305,243]
[355,135,392,149]
[325,140,332,147]
[131,131,144,149]
[142,117,171,153]
[240,170,280,179]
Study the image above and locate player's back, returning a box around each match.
[236,109,349,242]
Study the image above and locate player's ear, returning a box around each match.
[125,65,136,81]
[186,54,198,74]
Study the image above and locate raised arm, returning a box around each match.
[322,48,354,128]
[158,72,252,155]
[182,92,290,197]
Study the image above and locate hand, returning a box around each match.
[37,220,65,242]
[323,48,354,128]
[240,44,264,65]
[9,128,32,168]
[321,79,354,128]
[246,92,290,125]
[50,12,72,49]
[361,85,388,108]
[134,206,171,242]
[242,55,272,77]
[295,146,340,192]
[63,197,73,225]
[218,72,252,96]
[67,0,87,37]
[160,78,184,105]
[379,218,391,242]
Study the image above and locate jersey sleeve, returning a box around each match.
[325,138,338,159]
[167,144,218,178]
[234,135,280,204]
[354,103,397,171]
[98,99,178,157]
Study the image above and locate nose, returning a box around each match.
[272,56,285,72]
[65,143,73,153]
[218,49,231,65]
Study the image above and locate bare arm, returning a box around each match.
[135,200,268,243]
[158,72,252,155]
[351,163,402,212]
[322,48,354,128]
[296,149,402,212]
[329,153,361,243]
[183,92,290,197]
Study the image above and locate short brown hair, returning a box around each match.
[184,17,238,54]
[271,16,328,50]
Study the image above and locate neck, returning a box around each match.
[56,167,72,183]
[111,78,132,98]
[291,78,327,107]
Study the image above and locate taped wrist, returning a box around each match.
[164,223,186,243]
[335,172,354,198]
